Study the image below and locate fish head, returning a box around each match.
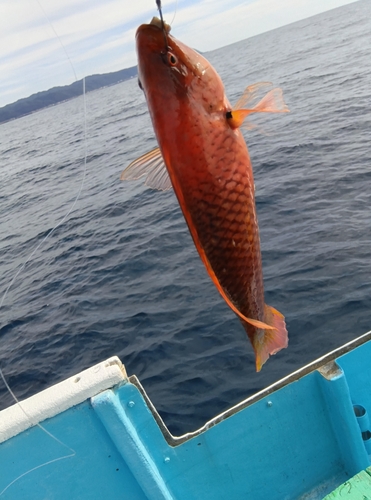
[135,18,227,115]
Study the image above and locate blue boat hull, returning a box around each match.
[1,332,371,499]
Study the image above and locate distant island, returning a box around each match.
[0,66,138,124]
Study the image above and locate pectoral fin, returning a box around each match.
[121,147,172,191]
[228,82,289,129]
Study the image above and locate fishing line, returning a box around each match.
[169,0,179,26]
[156,0,178,28]
[0,370,76,497]
[0,76,87,312]
[34,0,78,82]
[0,89,86,493]
[0,0,89,494]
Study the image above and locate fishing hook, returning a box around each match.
[156,0,169,52]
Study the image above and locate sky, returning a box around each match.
[0,0,359,108]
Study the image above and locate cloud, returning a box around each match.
[169,0,357,51]
[0,1,145,106]
[0,0,358,107]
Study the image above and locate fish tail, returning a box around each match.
[252,305,288,372]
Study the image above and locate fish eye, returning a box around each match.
[167,52,178,66]
[138,78,143,90]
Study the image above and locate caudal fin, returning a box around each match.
[252,305,288,372]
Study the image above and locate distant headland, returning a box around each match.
[0,66,138,124]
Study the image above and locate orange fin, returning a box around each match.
[251,87,290,114]
[233,82,274,110]
[253,305,288,372]
[227,109,252,129]
[120,147,172,191]
[173,217,279,332]
[198,263,277,331]
[228,82,289,129]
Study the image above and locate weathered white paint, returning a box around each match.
[0,356,127,443]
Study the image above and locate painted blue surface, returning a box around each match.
[0,401,146,499]
[1,340,371,499]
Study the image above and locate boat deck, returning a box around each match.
[324,466,371,499]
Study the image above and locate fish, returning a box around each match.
[121,17,289,371]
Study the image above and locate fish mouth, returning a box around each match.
[136,18,211,80]
[149,16,171,34]
[135,17,171,55]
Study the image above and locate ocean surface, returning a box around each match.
[0,0,370,437]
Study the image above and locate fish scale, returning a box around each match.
[181,117,264,319]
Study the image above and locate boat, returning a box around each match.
[1,331,371,499]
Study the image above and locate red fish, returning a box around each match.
[121,18,289,371]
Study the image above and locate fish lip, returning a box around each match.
[136,23,161,39]
[136,23,168,55]
[136,23,162,42]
